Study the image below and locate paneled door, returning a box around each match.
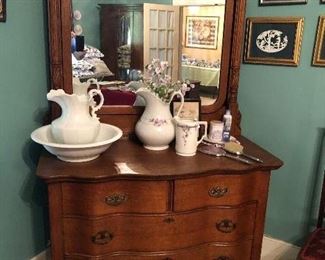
[143,4,180,81]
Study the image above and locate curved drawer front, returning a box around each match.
[65,240,252,259]
[62,180,169,216]
[174,173,262,211]
[64,204,256,255]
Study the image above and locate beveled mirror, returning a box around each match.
[47,0,246,136]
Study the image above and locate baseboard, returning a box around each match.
[30,249,50,260]
[261,236,301,260]
[30,236,301,260]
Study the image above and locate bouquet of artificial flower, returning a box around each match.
[142,59,194,102]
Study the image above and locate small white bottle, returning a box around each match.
[222,109,232,142]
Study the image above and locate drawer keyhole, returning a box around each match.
[213,257,232,260]
[163,217,175,224]
[209,186,228,198]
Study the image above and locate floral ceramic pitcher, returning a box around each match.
[135,87,184,150]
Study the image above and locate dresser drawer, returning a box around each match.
[167,241,252,260]
[174,174,260,211]
[65,240,252,260]
[62,180,169,216]
[64,204,256,255]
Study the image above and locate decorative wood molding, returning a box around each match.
[227,0,247,136]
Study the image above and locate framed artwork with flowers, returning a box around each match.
[259,0,307,5]
[243,17,304,66]
[0,0,6,22]
[172,99,201,120]
[185,16,219,49]
[312,16,325,66]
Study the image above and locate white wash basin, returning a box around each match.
[31,123,122,162]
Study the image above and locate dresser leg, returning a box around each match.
[251,171,270,260]
[48,183,65,260]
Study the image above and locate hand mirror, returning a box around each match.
[198,144,253,165]
[223,142,263,163]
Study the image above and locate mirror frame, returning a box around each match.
[47,0,246,137]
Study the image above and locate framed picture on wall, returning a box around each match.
[0,0,6,22]
[312,16,325,66]
[243,17,304,66]
[259,0,307,5]
[172,99,201,120]
[185,16,219,49]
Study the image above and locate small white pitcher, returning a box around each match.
[175,118,207,156]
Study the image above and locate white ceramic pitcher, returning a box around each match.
[135,88,184,150]
[47,78,104,144]
[175,117,207,156]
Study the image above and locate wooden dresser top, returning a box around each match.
[36,136,283,182]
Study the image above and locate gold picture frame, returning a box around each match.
[0,0,6,22]
[312,16,325,66]
[259,0,307,5]
[185,16,219,49]
[243,17,304,66]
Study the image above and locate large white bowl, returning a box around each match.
[31,123,123,162]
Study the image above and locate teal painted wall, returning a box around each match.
[72,0,171,48]
[239,1,325,245]
[0,1,174,259]
[0,1,49,259]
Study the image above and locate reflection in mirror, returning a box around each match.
[71,1,225,107]
[180,5,224,106]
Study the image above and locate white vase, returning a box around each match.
[135,88,184,150]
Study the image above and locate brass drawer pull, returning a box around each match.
[209,186,228,198]
[216,219,236,233]
[91,230,113,245]
[105,193,128,206]
[213,257,232,260]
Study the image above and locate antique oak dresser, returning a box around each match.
[38,0,283,259]
[37,137,282,259]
